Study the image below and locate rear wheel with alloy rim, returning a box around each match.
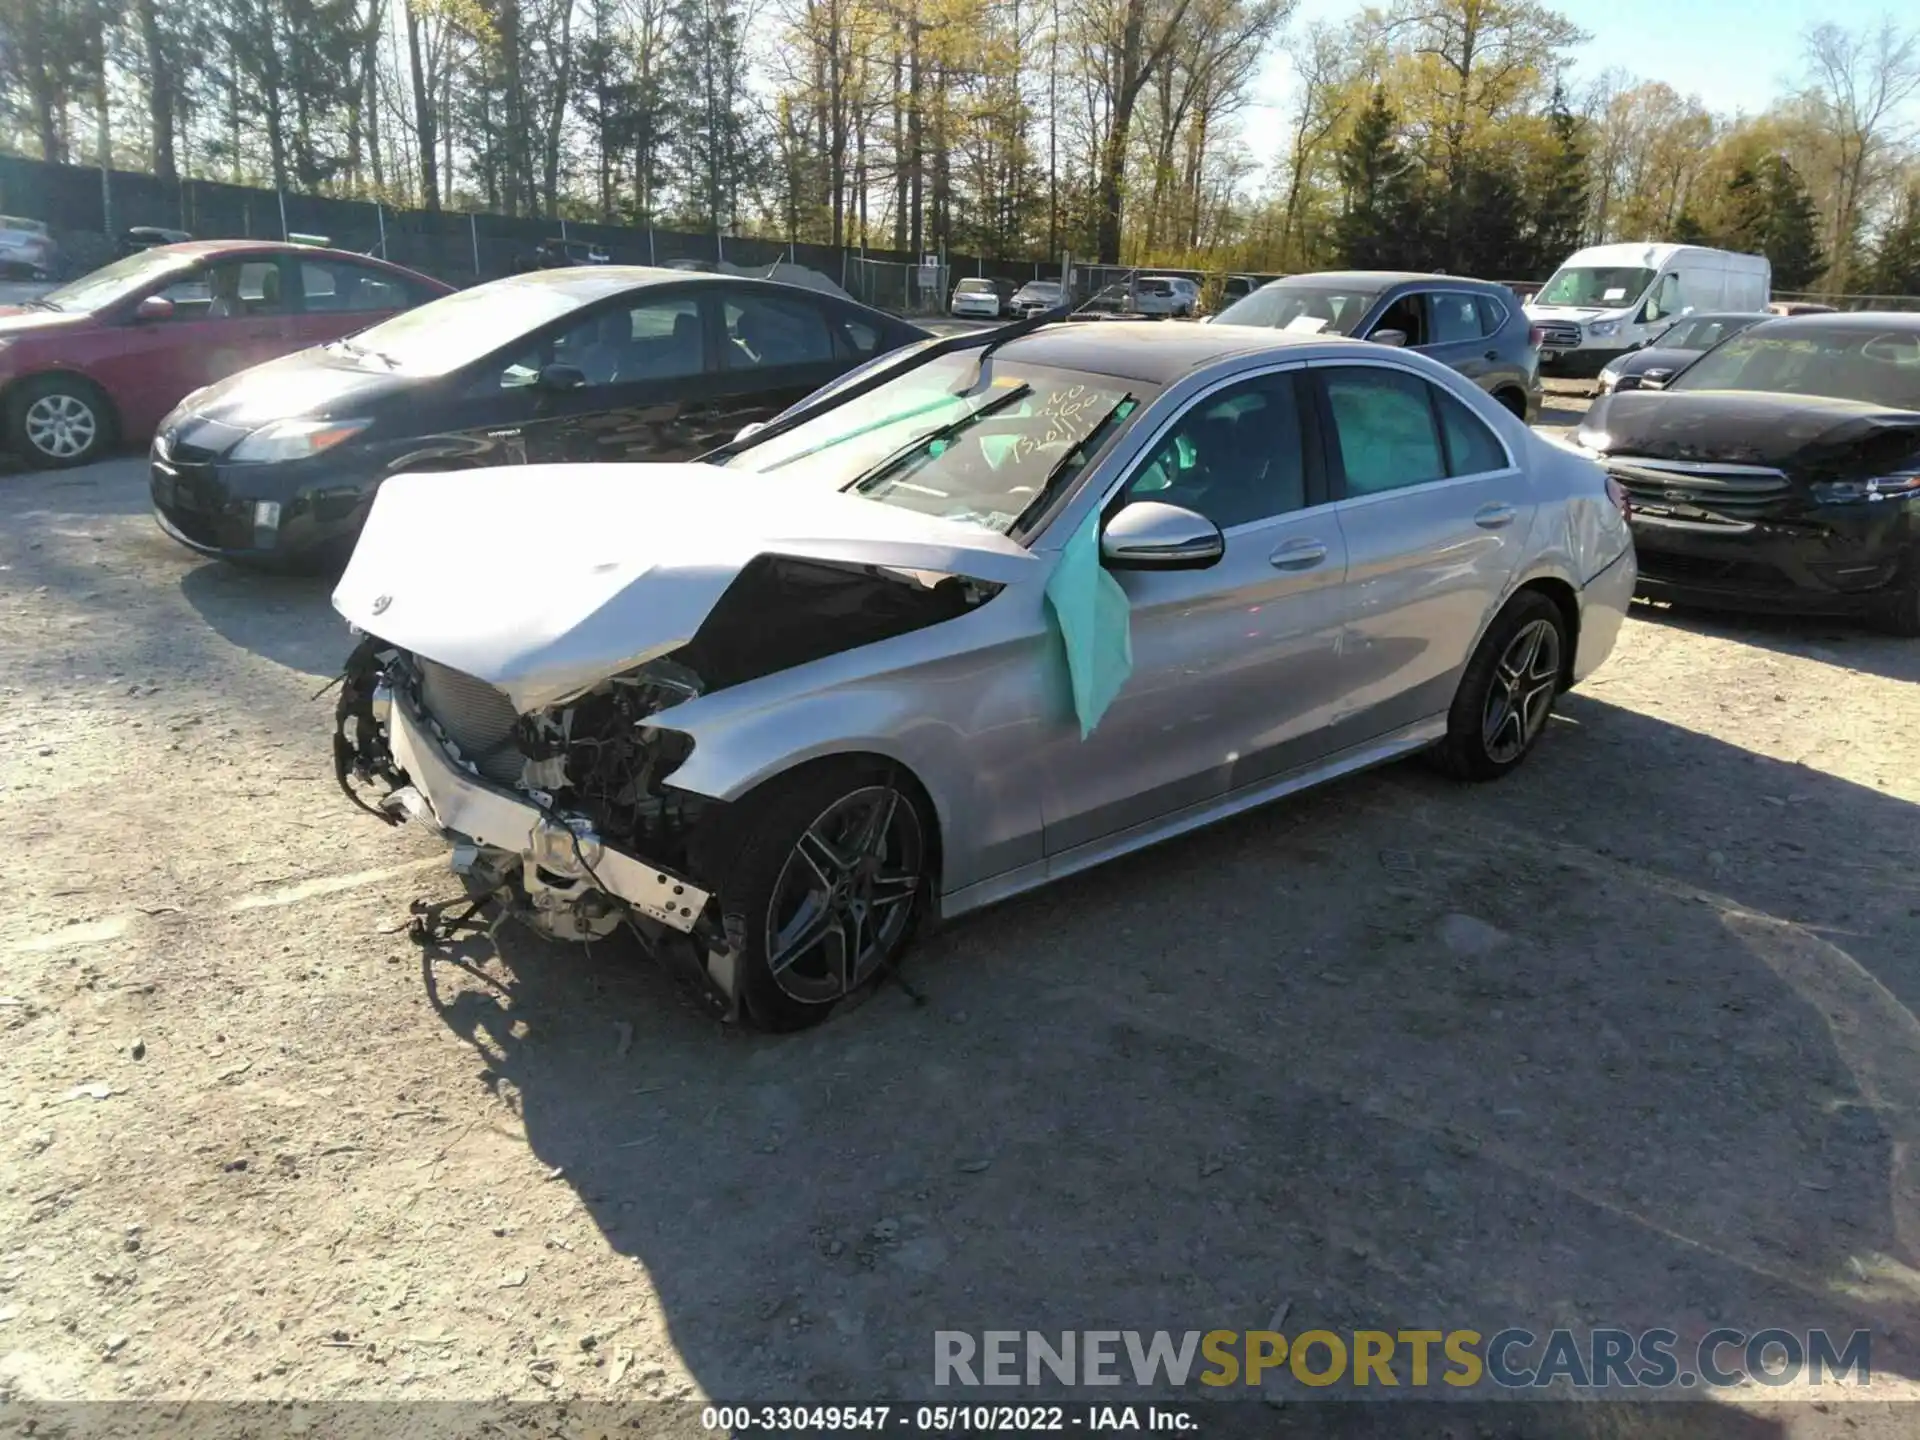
[8,376,114,468]
[1434,591,1568,780]
[716,761,931,1031]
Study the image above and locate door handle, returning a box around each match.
[1474,503,1517,529]
[1269,538,1329,570]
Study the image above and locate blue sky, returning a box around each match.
[1250,0,1910,131]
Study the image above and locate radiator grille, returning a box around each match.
[1537,321,1581,348]
[1606,458,1792,521]
[415,660,524,786]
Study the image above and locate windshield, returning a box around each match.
[1213,280,1382,335]
[956,280,996,294]
[1536,266,1656,309]
[725,351,1146,534]
[37,248,194,312]
[339,276,587,374]
[1668,326,1920,408]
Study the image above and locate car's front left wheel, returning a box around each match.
[7,375,115,468]
[712,760,932,1031]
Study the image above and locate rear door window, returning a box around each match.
[1473,294,1509,338]
[1321,367,1447,496]
[722,291,836,369]
[1429,292,1483,345]
[300,260,411,313]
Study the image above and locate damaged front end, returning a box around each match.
[334,633,740,1010]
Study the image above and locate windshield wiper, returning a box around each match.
[847,383,1033,494]
[698,306,1070,464]
[1012,395,1137,536]
[24,297,60,311]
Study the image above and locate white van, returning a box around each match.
[1525,243,1770,377]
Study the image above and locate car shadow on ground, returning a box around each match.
[413,693,1920,1414]
[1632,599,1920,686]
[177,559,349,680]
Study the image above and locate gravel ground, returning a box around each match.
[4,434,1920,1436]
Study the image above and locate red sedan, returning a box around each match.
[0,241,453,468]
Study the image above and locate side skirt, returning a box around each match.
[936,714,1449,922]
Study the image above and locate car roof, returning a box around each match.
[994,319,1360,383]
[140,238,445,279]
[1745,311,1920,335]
[485,263,891,313]
[1264,270,1503,292]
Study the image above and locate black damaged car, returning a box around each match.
[149,267,928,569]
[1575,313,1920,633]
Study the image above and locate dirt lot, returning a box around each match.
[4,418,1920,1436]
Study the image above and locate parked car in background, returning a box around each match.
[0,240,451,469]
[1525,243,1770,377]
[1213,271,1541,421]
[518,237,613,271]
[1595,311,1770,394]
[1149,276,1202,316]
[1577,312,1920,633]
[1768,301,1837,316]
[1219,274,1263,306]
[950,277,1012,319]
[119,226,194,257]
[1010,279,1066,317]
[0,215,58,279]
[329,318,1633,1028]
[150,268,929,568]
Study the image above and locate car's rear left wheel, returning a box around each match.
[714,760,931,1032]
[1433,591,1568,781]
[8,375,115,468]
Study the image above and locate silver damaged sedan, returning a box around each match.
[331,319,1637,1030]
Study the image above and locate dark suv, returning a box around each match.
[1213,271,1542,422]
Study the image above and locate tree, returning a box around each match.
[1759,154,1825,289]
[1523,82,1586,272]
[1867,182,1920,295]
[1333,85,1423,269]
[1802,18,1920,290]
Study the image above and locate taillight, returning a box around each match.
[1528,325,1546,350]
[1605,474,1631,521]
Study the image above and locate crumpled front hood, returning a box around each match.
[1586,390,1920,470]
[0,306,87,337]
[333,463,1041,713]
[1610,346,1694,378]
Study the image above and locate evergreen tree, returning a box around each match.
[1671,209,1712,245]
[1524,85,1588,275]
[1759,155,1825,291]
[1868,186,1920,297]
[1717,162,1769,254]
[1333,86,1424,270]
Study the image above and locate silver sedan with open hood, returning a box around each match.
[331,317,1636,1030]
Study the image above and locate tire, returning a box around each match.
[1432,591,1568,781]
[1493,387,1529,420]
[7,374,115,468]
[711,760,932,1032]
[1872,572,1920,637]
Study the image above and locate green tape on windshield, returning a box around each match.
[1044,506,1134,739]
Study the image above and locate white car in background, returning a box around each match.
[950,278,1007,319]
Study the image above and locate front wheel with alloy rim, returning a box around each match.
[7,376,114,467]
[715,761,931,1031]
[1433,591,1569,781]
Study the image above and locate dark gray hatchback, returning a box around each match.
[1212,271,1541,422]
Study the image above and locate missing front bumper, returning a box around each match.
[377,685,712,933]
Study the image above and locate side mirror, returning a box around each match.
[1369,328,1408,348]
[734,421,767,443]
[1100,501,1224,571]
[538,363,587,392]
[134,295,175,322]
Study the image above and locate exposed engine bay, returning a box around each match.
[332,554,996,1016]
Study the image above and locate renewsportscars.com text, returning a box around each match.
[933,1328,1873,1390]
